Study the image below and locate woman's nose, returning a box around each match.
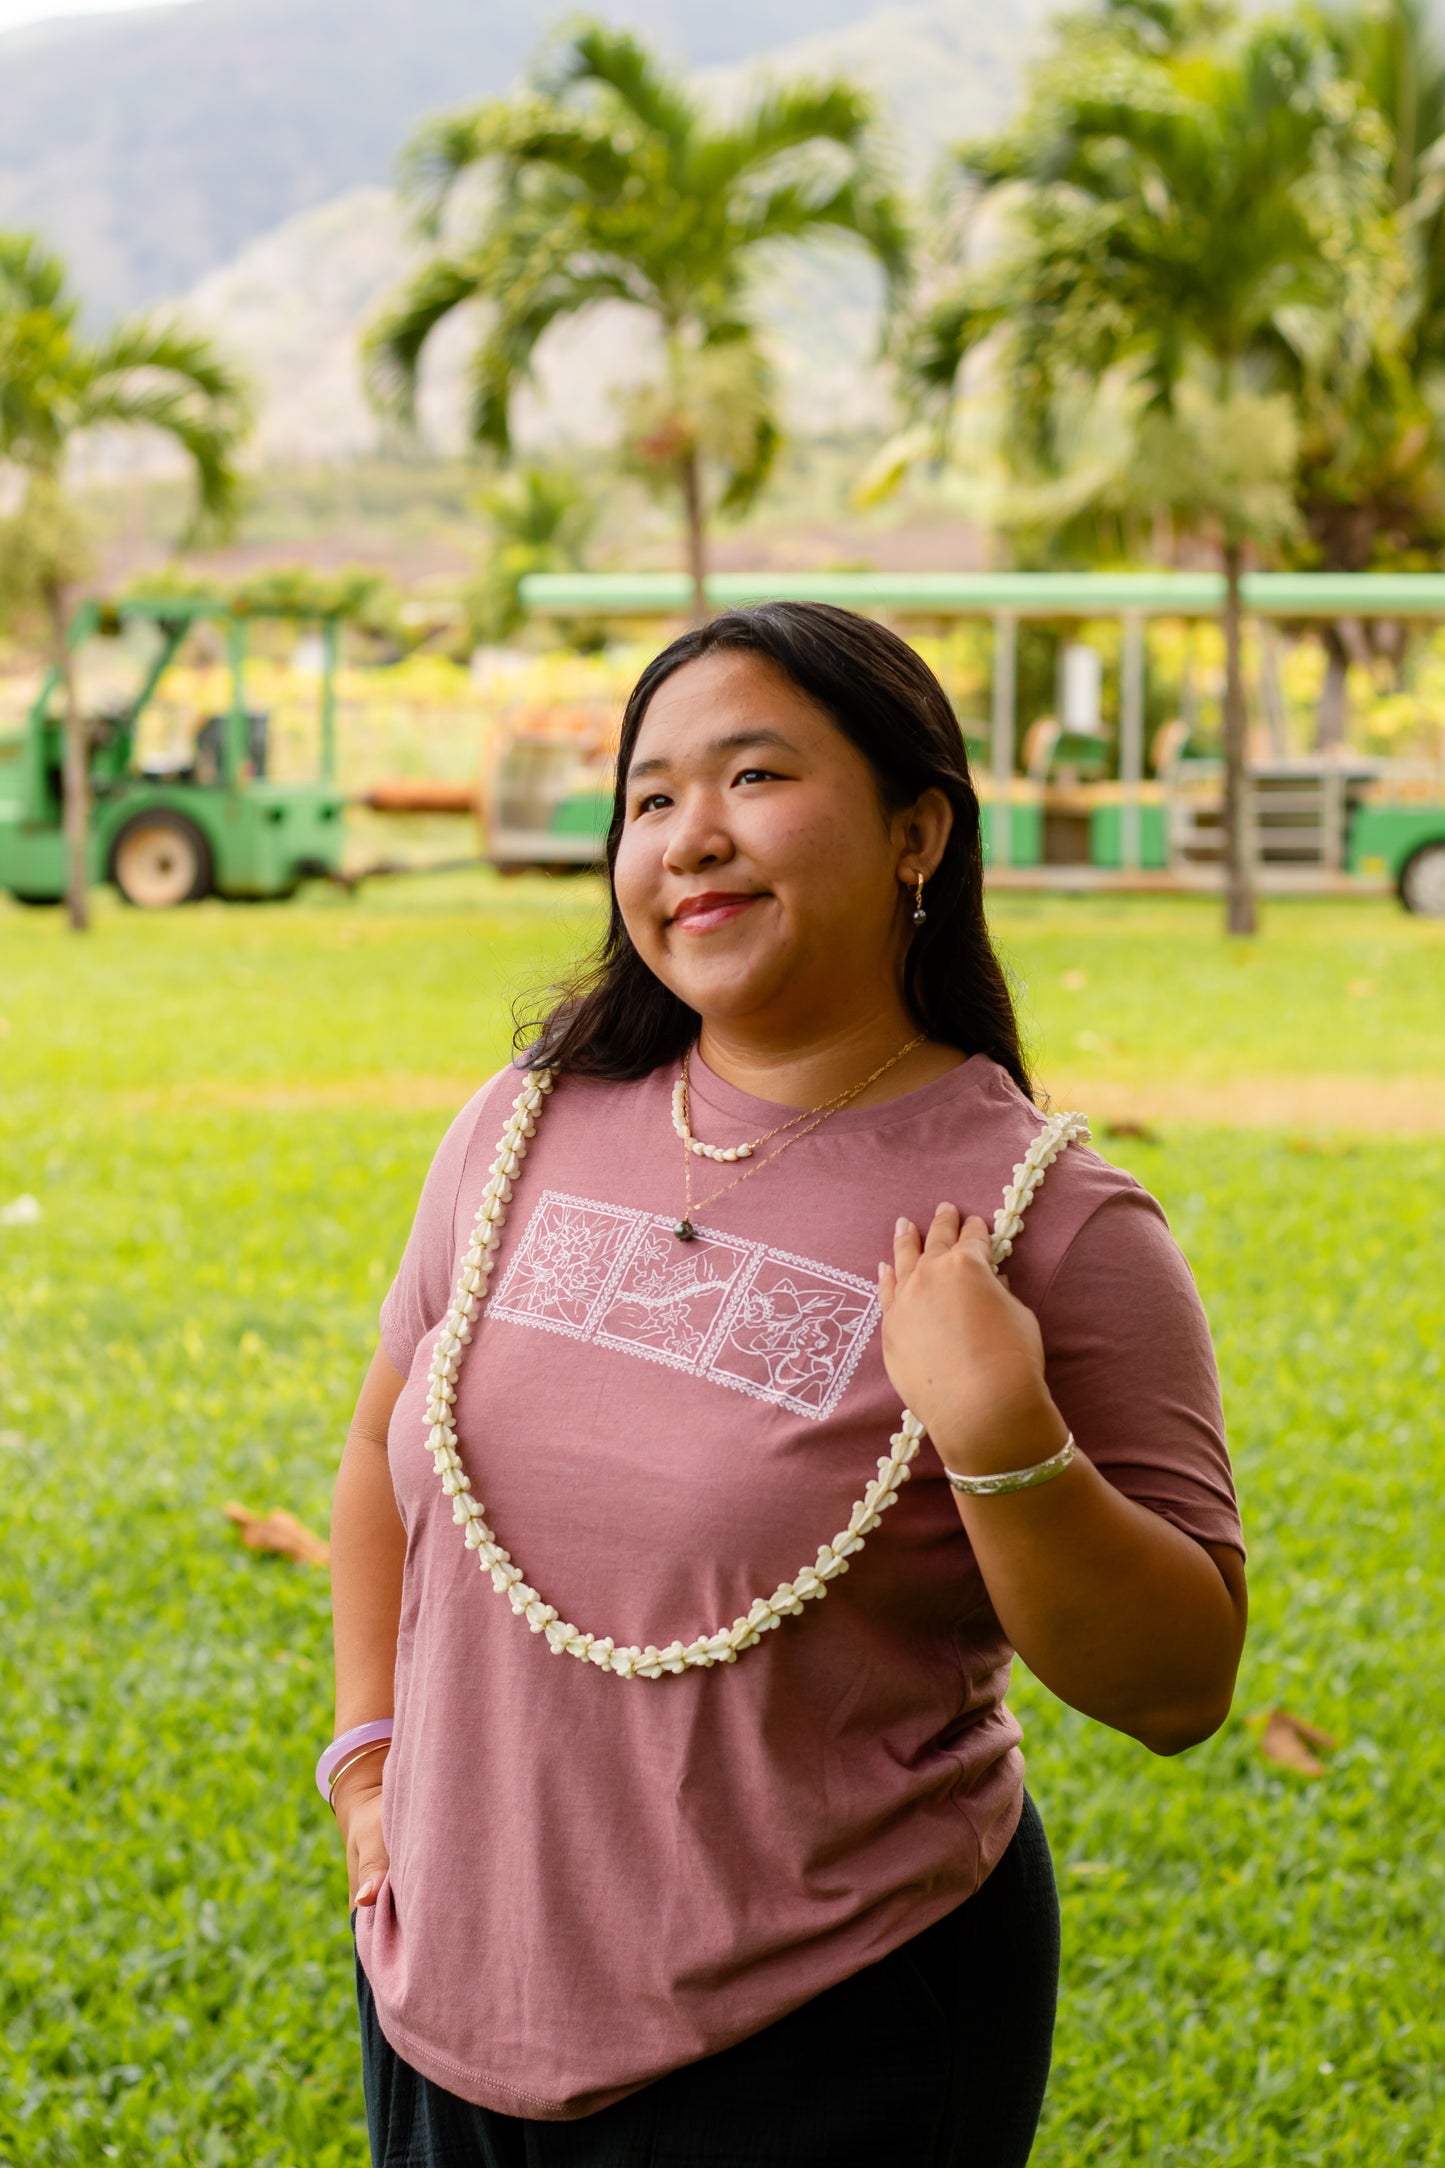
[662,795,735,873]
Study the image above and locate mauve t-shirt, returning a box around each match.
[355,1051,1242,2119]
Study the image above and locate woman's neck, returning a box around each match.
[696,1008,964,1112]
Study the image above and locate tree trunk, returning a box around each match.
[1220,540,1257,937]
[1317,624,1349,752]
[680,446,708,626]
[50,581,89,933]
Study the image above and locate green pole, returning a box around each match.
[226,617,247,786]
[320,618,339,783]
[1119,611,1145,870]
[990,612,1017,869]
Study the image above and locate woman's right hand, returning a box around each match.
[334,1757,390,1909]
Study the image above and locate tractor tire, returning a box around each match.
[110,811,213,908]
[1399,840,1445,918]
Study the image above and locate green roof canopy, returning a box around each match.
[520,569,1445,618]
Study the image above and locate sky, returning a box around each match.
[0,0,195,29]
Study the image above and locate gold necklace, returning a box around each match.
[672,1034,926,1240]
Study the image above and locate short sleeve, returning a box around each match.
[1038,1189,1244,1557]
[378,1073,512,1380]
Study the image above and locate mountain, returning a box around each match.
[0,0,899,319]
[704,0,1050,169]
[171,0,1052,464]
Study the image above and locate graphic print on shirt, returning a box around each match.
[489,1190,879,1419]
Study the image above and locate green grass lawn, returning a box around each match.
[0,879,1442,2166]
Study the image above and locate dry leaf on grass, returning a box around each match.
[224,1501,330,1568]
[1103,1120,1163,1145]
[1257,1706,1339,1777]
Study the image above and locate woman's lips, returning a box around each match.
[670,892,763,933]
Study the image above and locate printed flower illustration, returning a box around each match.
[724,1278,873,1403]
[498,1202,634,1327]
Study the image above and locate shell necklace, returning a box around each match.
[422,1067,1089,1682]
[669,1035,924,1240]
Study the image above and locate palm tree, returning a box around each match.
[904,0,1393,933]
[366,21,908,619]
[0,231,249,930]
[1292,0,1445,744]
[466,462,598,644]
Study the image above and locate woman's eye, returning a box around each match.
[634,792,671,815]
[733,768,781,786]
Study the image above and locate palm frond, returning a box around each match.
[81,380,243,537]
[88,314,251,419]
[690,78,875,192]
[947,137,1029,194]
[742,171,911,307]
[364,253,488,420]
[495,115,643,204]
[717,408,780,516]
[398,98,635,228]
[0,305,74,465]
[398,102,511,227]
[901,282,1011,407]
[0,229,72,320]
[542,21,699,148]
[464,257,650,451]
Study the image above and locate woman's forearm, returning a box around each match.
[953,1445,1246,1755]
[880,1205,1246,1757]
[331,1346,408,1735]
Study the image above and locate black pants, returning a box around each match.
[356,1793,1059,2168]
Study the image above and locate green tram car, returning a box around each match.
[0,595,346,908]
[512,570,1445,915]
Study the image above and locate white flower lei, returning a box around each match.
[423,1069,1089,1681]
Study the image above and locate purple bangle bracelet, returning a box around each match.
[316,1719,394,1802]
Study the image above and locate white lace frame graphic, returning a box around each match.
[489,1188,879,1421]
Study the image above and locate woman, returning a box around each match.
[324,602,1246,2168]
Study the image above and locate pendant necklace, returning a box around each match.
[670,1034,925,1240]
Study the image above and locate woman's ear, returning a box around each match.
[894,787,954,882]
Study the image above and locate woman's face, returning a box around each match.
[612,649,949,1039]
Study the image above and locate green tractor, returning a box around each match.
[0,594,347,908]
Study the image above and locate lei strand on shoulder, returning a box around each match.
[422,1070,1089,1682]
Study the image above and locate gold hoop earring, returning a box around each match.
[911,873,927,926]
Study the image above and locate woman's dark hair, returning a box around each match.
[517,602,1032,1097]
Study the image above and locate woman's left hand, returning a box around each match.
[879,1204,1245,1756]
[878,1203,1069,1477]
